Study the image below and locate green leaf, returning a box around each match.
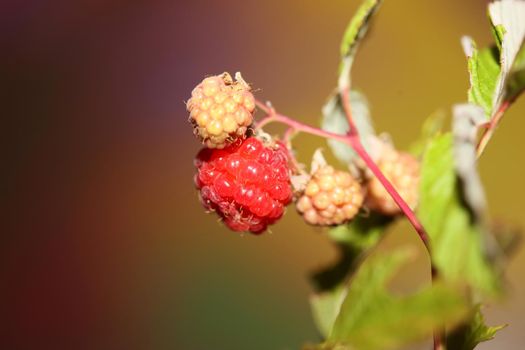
[322,91,375,165]
[492,24,506,52]
[325,250,469,350]
[338,0,383,89]
[447,305,506,350]
[328,212,392,250]
[310,286,346,339]
[329,250,410,341]
[461,37,500,117]
[452,103,513,265]
[409,110,446,156]
[326,0,383,167]
[340,0,383,59]
[302,343,350,350]
[462,1,525,116]
[418,133,500,295]
[452,103,508,264]
[309,212,393,338]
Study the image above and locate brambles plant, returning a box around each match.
[185,0,525,349]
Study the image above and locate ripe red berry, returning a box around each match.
[194,137,293,234]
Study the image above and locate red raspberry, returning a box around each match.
[187,72,255,149]
[194,137,293,234]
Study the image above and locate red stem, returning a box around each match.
[256,98,432,254]
[339,87,432,252]
[256,113,350,144]
[341,87,441,349]
[476,100,511,157]
[350,137,431,250]
[256,94,440,349]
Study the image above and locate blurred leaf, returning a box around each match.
[302,343,351,350]
[310,213,393,337]
[338,0,383,88]
[452,103,506,264]
[311,245,363,293]
[491,221,523,259]
[418,133,500,295]
[452,103,488,221]
[312,211,393,292]
[328,212,392,249]
[340,0,383,59]
[322,91,375,165]
[461,37,500,117]
[409,110,446,156]
[488,0,525,104]
[310,286,346,339]
[326,0,383,164]
[446,305,506,350]
[506,42,525,101]
[329,250,410,341]
[325,250,469,350]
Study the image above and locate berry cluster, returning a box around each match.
[194,138,293,234]
[187,73,421,235]
[187,73,255,149]
[296,165,363,226]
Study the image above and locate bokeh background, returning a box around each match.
[2,0,525,349]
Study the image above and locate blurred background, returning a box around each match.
[2,0,524,349]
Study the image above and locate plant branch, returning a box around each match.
[476,100,511,157]
[339,87,432,253]
[339,87,444,350]
[255,100,351,145]
[255,97,432,254]
[256,93,441,349]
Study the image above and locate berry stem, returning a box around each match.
[339,86,445,350]
[339,86,443,350]
[255,98,432,253]
[255,100,352,145]
[350,137,431,248]
[339,87,432,252]
[256,95,441,349]
[476,100,511,157]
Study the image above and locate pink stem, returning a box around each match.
[339,88,432,252]
[257,113,350,144]
[255,98,432,254]
[349,137,431,250]
[476,100,511,157]
[340,87,440,349]
[257,94,441,349]
[256,94,439,348]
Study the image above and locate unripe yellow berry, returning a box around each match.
[297,165,363,226]
[366,149,420,215]
[187,72,255,149]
